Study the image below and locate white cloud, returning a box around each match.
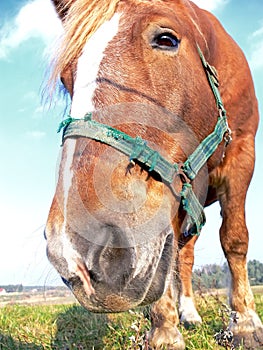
[34,105,45,114]
[192,0,228,11]
[0,0,62,59]
[23,91,38,101]
[252,26,263,38]
[249,24,263,71]
[26,130,46,139]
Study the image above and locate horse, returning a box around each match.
[45,0,263,348]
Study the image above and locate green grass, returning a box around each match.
[0,293,262,349]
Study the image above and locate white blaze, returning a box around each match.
[62,138,76,223]
[61,14,120,274]
[71,13,121,118]
[62,139,76,227]
[61,138,81,273]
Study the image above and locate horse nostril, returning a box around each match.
[96,224,137,285]
[99,246,136,285]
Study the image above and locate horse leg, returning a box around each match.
[220,208,263,348]
[218,139,263,349]
[177,235,202,326]
[149,278,185,350]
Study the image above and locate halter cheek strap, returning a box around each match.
[57,45,232,236]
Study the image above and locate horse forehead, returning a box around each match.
[79,14,120,72]
[75,12,121,87]
[117,1,190,28]
[70,13,121,118]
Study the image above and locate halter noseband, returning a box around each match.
[58,45,232,236]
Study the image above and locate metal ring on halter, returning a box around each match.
[224,127,232,146]
[177,162,191,184]
[168,162,191,200]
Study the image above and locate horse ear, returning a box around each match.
[52,0,75,20]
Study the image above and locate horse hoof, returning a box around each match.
[179,296,202,328]
[179,312,202,329]
[148,326,185,349]
[232,309,263,349]
[233,329,263,349]
[181,319,202,330]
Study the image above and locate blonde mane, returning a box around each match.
[51,0,121,85]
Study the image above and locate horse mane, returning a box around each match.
[50,0,121,87]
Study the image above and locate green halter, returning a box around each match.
[58,45,232,236]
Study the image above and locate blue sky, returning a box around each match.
[0,0,262,286]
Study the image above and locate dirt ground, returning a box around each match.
[0,289,76,307]
[1,285,262,308]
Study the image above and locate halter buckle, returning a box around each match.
[224,128,232,146]
[223,118,232,146]
[178,162,191,184]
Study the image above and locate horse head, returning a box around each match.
[45,0,224,312]
[44,1,263,349]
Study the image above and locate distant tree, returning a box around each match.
[1,284,23,293]
[192,263,230,290]
[192,259,263,291]
[17,284,23,293]
[247,260,263,285]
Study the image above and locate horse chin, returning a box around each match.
[71,285,141,313]
[70,274,167,313]
[66,232,174,313]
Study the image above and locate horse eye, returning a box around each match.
[152,33,180,50]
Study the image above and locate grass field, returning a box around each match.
[0,288,262,349]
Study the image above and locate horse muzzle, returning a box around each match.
[46,223,174,312]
